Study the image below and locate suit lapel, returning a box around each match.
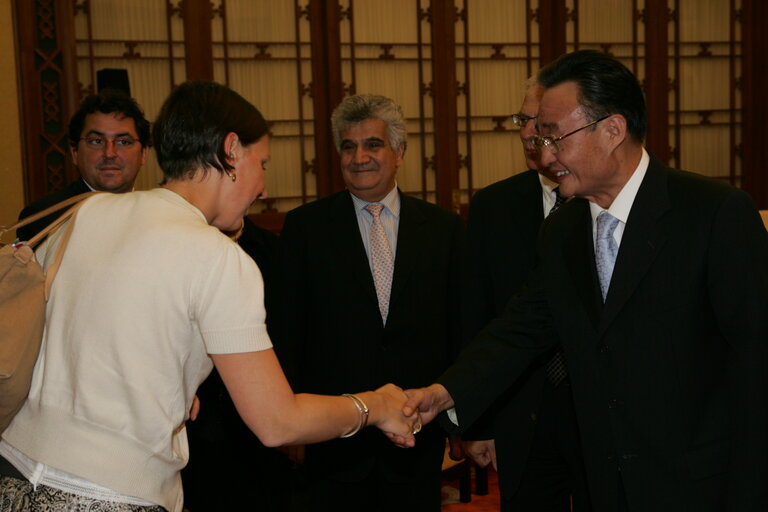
[329,191,379,308]
[74,179,91,194]
[598,157,671,336]
[517,172,545,241]
[563,199,602,328]
[388,192,427,312]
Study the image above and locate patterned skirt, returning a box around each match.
[0,476,167,512]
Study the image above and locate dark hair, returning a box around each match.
[68,88,151,147]
[537,50,647,142]
[153,81,269,180]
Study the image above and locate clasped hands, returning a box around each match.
[371,383,453,448]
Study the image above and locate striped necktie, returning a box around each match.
[549,187,566,216]
[544,186,568,386]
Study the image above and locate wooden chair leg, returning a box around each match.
[459,460,472,503]
[474,464,489,495]
[443,439,474,503]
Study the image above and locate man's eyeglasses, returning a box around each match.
[531,115,610,154]
[80,136,139,150]
[511,113,536,129]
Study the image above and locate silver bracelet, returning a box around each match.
[340,393,369,438]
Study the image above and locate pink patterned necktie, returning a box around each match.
[364,203,394,323]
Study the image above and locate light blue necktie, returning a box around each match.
[595,211,620,301]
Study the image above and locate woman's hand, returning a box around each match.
[362,383,420,448]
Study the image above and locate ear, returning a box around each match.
[394,142,406,167]
[70,145,78,166]
[603,114,627,150]
[223,132,240,163]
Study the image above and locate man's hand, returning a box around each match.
[462,439,497,470]
[403,383,454,426]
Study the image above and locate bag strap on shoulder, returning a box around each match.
[0,192,99,245]
[43,199,89,300]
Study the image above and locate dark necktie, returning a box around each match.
[548,187,567,216]
[544,186,568,386]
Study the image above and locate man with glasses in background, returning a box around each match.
[16,88,149,240]
[404,50,768,512]
[461,79,591,511]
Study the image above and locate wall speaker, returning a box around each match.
[96,69,130,96]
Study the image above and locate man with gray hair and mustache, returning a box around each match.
[275,93,465,511]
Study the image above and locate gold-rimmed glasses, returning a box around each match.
[532,115,610,154]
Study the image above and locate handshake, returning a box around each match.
[364,383,455,448]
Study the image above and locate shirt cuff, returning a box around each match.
[446,407,459,426]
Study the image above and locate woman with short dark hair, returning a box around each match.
[0,81,416,512]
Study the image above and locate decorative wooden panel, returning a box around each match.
[16,0,79,203]
[673,0,741,185]
[16,0,765,214]
[212,0,316,215]
[459,0,540,202]
[741,0,768,208]
[567,0,742,186]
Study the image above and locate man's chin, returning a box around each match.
[95,181,131,193]
[556,175,577,196]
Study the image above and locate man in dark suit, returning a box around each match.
[276,94,464,511]
[461,81,590,511]
[404,50,768,512]
[17,89,149,240]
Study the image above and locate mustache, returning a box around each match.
[96,157,120,167]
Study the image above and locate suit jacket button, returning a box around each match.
[530,412,537,421]
[598,345,608,353]
[608,398,623,409]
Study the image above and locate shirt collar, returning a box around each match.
[81,178,97,192]
[81,177,135,193]
[538,172,559,196]
[589,147,649,224]
[351,182,401,218]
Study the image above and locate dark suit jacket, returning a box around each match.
[17,179,91,241]
[462,169,557,497]
[276,189,464,483]
[439,156,768,511]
